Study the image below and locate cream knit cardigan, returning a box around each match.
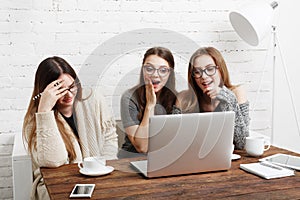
[24,88,118,200]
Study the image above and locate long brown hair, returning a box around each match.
[181,47,235,112]
[23,56,82,162]
[133,47,177,120]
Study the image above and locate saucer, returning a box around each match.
[231,154,241,160]
[79,166,114,176]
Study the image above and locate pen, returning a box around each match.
[260,161,282,170]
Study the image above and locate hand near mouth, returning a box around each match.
[204,85,220,100]
[145,77,156,109]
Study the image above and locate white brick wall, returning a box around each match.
[0,0,273,198]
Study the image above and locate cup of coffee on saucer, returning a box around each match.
[245,136,270,157]
[78,157,114,176]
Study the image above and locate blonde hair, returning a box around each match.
[180,47,236,113]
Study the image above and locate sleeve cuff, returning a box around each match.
[239,101,249,113]
[216,86,235,103]
[35,111,57,131]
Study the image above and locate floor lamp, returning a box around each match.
[229,1,300,144]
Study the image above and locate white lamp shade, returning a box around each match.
[229,1,275,46]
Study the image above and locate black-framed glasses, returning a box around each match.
[143,65,170,77]
[192,66,219,79]
[65,82,79,94]
[32,82,80,101]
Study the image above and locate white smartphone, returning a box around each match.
[69,184,95,198]
[259,153,300,171]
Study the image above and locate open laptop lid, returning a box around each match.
[146,111,235,178]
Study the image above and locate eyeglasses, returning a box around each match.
[32,82,80,101]
[143,65,170,77]
[65,82,79,94]
[192,66,219,79]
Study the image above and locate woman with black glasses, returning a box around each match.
[119,47,177,158]
[175,47,250,149]
[23,56,118,200]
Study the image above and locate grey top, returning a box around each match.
[120,86,250,156]
[174,86,250,150]
[120,88,167,154]
[216,86,250,149]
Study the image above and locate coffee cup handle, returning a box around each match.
[78,162,83,169]
[264,141,271,151]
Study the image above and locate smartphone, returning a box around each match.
[69,184,95,198]
[259,153,300,171]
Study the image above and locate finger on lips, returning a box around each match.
[204,88,210,94]
[146,77,153,85]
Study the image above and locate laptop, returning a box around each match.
[130,111,235,178]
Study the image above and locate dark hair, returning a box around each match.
[23,56,81,162]
[134,47,177,120]
[34,56,81,101]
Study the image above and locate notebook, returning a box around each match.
[240,162,295,179]
[130,111,235,178]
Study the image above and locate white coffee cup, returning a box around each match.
[78,157,106,172]
[245,136,270,157]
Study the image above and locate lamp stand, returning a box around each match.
[271,26,276,145]
[271,26,300,145]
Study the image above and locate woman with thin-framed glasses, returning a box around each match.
[119,47,177,158]
[174,47,250,149]
[23,56,118,200]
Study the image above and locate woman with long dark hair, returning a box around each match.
[23,56,118,199]
[119,47,177,157]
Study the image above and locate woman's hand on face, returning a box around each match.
[145,77,156,110]
[204,84,221,100]
[37,79,68,112]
